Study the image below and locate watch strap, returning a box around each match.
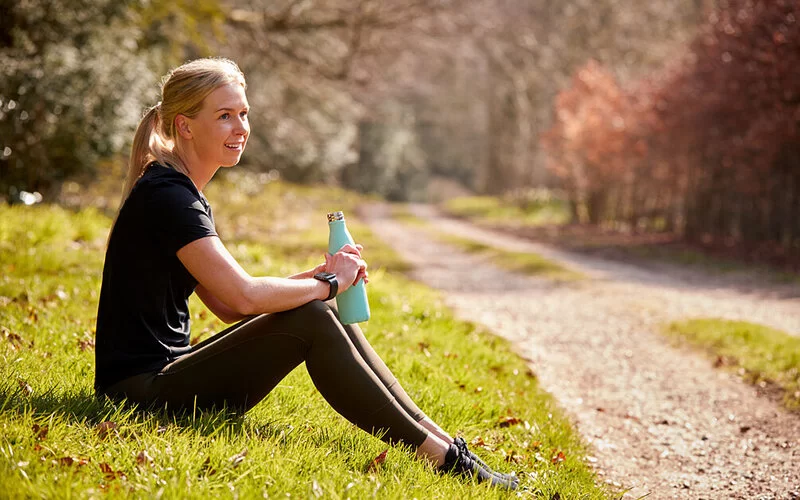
[314,272,338,301]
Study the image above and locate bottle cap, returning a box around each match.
[327,211,344,222]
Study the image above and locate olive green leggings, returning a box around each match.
[103,300,429,447]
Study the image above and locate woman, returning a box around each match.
[94,58,517,489]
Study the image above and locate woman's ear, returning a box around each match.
[175,114,193,140]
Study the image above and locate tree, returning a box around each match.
[0,0,224,200]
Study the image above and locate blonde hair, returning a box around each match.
[121,58,247,203]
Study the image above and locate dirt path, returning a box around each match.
[362,204,800,500]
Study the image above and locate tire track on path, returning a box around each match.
[362,203,800,499]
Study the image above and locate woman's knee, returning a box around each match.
[277,300,346,344]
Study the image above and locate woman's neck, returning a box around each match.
[176,146,217,192]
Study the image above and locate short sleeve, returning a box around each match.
[149,181,218,255]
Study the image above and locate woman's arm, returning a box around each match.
[177,236,364,318]
[195,283,248,324]
[195,262,328,323]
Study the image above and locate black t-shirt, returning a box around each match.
[94,164,217,393]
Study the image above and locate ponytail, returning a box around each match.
[121,104,160,203]
[122,102,194,203]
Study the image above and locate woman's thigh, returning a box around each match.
[141,305,326,412]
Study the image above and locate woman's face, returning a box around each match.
[185,82,250,168]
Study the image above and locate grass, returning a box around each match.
[437,234,584,282]
[665,319,800,410]
[442,194,571,228]
[442,195,800,284]
[392,205,584,282]
[0,174,607,499]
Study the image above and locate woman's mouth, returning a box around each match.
[225,143,243,151]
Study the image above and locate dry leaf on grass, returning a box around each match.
[367,449,388,473]
[95,421,119,441]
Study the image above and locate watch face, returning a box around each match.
[316,272,336,281]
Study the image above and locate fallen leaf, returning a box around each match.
[498,416,522,428]
[77,338,95,352]
[55,456,89,467]
[26,306,38,324]
[3,327,25,350]
[504,450,526,464]
[99,462,127,481]
[18,379,33,396]
[95,421,118,441]
[367,449,388,473]
[443,351,458,359]
[551,450,566,465]
[229,449,247,468]
[32,424,49,441]
[417,342,431,358]
[135,450,154,468]
[470,436,487,448]
[200,456,217,476]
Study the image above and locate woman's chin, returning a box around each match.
[221,156,244,168]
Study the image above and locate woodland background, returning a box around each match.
[1,0,799,266]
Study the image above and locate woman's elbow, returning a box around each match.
[231,287,261,317]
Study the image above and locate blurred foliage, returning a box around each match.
[542,0,800,267]
[0,0,224,200]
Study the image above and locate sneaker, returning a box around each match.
[439,439,518,489]
[453,437,519,484]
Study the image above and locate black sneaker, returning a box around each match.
[439,440,518,490]
[453,437,519,484]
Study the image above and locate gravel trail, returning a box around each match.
[362,203,800,499]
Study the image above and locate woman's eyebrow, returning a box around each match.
[215,106,250,112]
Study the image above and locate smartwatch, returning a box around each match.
[313,272,338,301]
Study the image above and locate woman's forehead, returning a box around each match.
[205,82,249,110]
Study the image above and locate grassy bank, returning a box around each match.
[666,319,800,410]
[443,195,800,283]
[443,195,571,228]
[0,174,606,498]
[392,206,583,282]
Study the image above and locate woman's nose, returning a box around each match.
[235,118,249,135]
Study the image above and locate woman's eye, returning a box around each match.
[240,111,249,119]
[219,113,230,120]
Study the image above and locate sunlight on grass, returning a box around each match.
[443,193,570,227]
[387,206,584,282]
[665,319,800,409]
[438,234,584,282]
[0,178,607,499]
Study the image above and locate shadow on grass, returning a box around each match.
[0,383,252,436]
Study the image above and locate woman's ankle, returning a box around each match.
[415,434,450,467]
[418,418,453,444]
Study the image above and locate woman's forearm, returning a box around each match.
[237,276,330,315]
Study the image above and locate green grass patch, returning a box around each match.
[443,193,570,228]
[438,234,584,282]
[387,207,583,282]
[665,319,800,409]
[0,177,606,498]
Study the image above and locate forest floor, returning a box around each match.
[362,203,800,500]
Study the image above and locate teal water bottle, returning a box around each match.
[327,211,370,324]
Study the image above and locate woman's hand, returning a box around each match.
[288,262,327,280]
[325,243,368,293]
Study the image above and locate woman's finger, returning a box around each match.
[338,244,362,257]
